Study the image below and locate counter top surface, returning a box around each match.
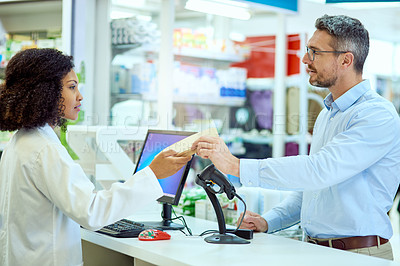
[81,212,400,266]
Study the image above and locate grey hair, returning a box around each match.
[315,14,369,74]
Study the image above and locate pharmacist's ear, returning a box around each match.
[341,52,354,70]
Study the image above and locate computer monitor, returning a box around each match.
[133,129,195,230]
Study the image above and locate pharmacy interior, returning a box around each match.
[1,0,400,264]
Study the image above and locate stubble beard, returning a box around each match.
[309,71,338,88]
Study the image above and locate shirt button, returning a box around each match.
[248,181,253,185]
[330,117,333,121]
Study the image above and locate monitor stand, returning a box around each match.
[140,203,184,230]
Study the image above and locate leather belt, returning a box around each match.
[306,235,388,250]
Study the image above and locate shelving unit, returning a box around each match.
[109,15,248,127]
[87,0,312,159]
[111,43,141,58]
[111,92,245,106]
[0,1,63,65]
[0,1,64,152]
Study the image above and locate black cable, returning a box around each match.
[199,229,218,236]
[232,192,247,232]
[170,206,193,236]
[179,228,189,236]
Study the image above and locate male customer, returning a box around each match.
[192,15,400,260]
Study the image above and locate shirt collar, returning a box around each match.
[323,80,370,111]
[39,123,61,143]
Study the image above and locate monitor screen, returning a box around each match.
[134,129,195,205]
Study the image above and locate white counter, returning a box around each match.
[81,213,400,266]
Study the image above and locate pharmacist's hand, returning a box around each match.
[237,210,268,232]
[191,136,240,177]
[149,150,192,179]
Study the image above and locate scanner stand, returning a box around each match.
[196,164,249,244]
[203,189,249,244]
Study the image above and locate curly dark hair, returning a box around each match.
[0,48,74,131]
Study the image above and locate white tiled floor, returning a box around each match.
[390,194,400,262]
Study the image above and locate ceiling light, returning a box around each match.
[333,2,400,9]
[305,0,400,9]
[185,0,251,20]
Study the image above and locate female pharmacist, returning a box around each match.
[0,48,191,266]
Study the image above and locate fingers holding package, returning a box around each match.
[191,136,240,177]
[191,136,225,159]
[149,150,192,179]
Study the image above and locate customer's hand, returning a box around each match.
[149,150,192,179]
[237,210,268,232]
[191,136,240,177]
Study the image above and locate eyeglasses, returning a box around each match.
[306,46,347,62]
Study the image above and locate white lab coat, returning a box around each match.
[0,124,163,266]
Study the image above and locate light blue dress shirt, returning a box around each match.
[240,80,400,239]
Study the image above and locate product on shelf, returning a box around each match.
[111,17,160,46]
[173,27,250,60]
[0,33,62,68]
[111,60,247,100]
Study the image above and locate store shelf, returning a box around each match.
[111,43,246,109]
[112,44,246,63]
[246,78,274,90]
[111,93,156,101]
[112,43,141,50]
[241,135,273,145]
[173,47,245,62]
[111,43,142,58]
[173,95,245,106]
[111,93,245,106]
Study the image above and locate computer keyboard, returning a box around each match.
[96,219,150,238]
